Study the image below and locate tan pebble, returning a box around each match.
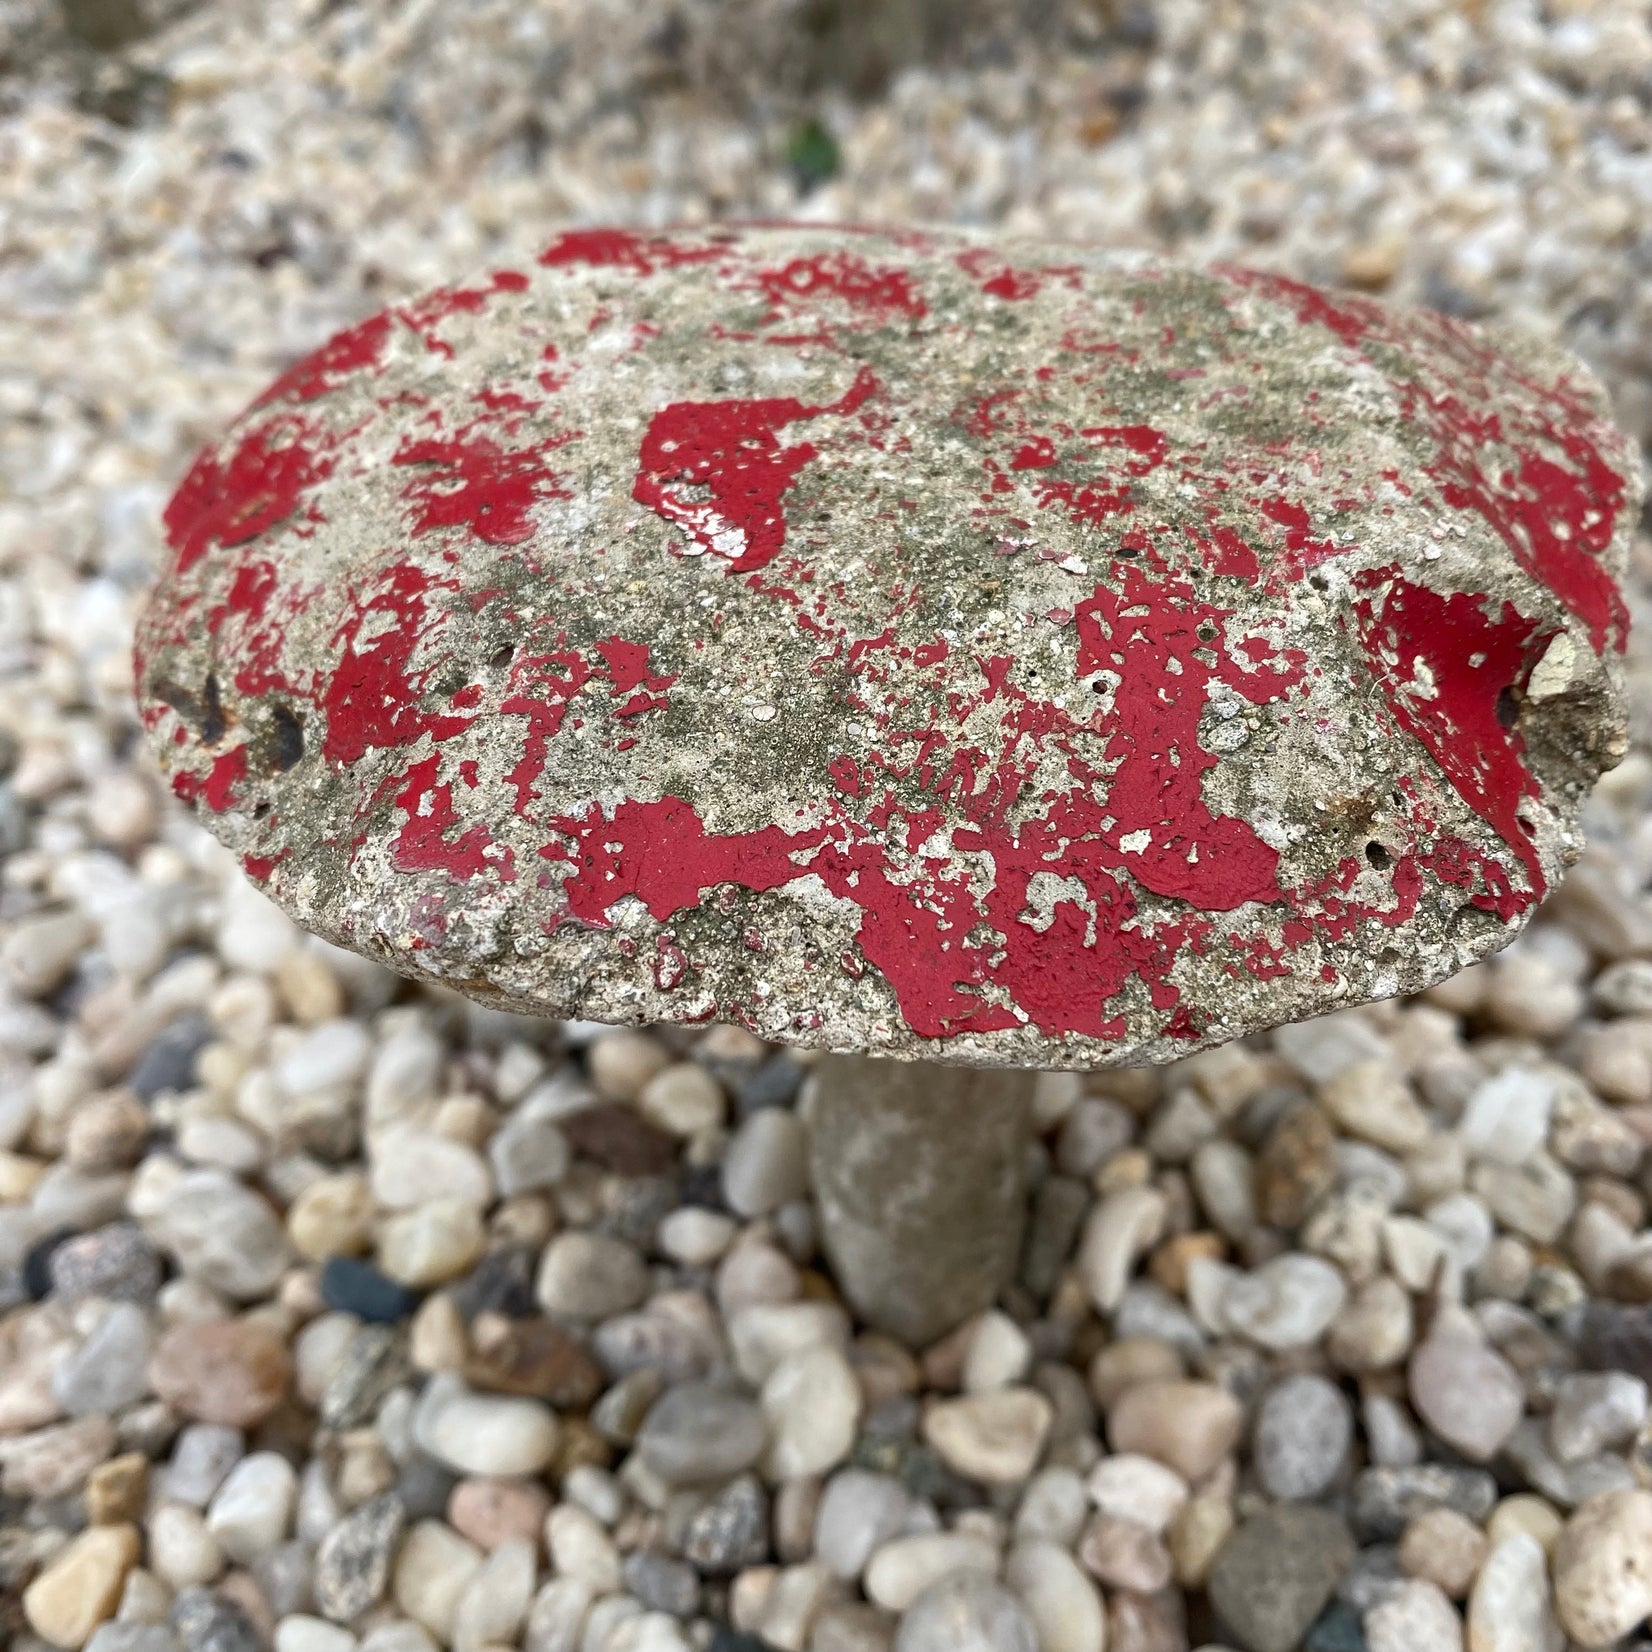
[1551,1488,1652,1649]
[1169,1492,1233,1588]
[1341,234,1407,290]
[287,1171,376,1261]
[23,1522,140,1648]
[1398,1505,1488,1598]
[585,1030,670,1101]
[64,1090,150,1171]
[149,1317,292,1428]
[1107,1379,1242,1482]
[218,1570,275,1642]
[1087,1337,1185,1411]
[0,1414,118,1500]
[1149,1231,1226,1296]
[0,1149,47,1200]
[448,1478,552,1550]
[1486,1494,1564,1553]
[85,1452,149,1525]
[274,948,345,1025]
[410,1293,470,1373]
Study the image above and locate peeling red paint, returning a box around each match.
[632,365,879,572]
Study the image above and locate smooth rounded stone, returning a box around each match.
[0,1413,116,1499]
[138,228,1636,1071]
[1397,1508,1488,1600]
[956,1312,1030,1395]
[728,1301,851,1386]
[1457,1068,1555,1166]
[523,1577,593,1652]
[487,1114,570,1198]
[150,1319,292,1428]
[1079,1511,1173,1593]
[359,1629,436,1652]
[370,1131,492,1210]
[273,1619,357,1652]
[314,1494,406,1622]
[864,1532,1000,1614]
[252,1539,316,1619]
[46,1223,162,1303]
[623,1551,700,1618]
[762,1344,861,1481]
[545,1503,621,1593]
[658,1207,737,1266]
[23,1522,141,1649]
[152,1170,290,1300]
[1252,1374,1354,1502]
[1408,1329,1524,1463]
[3,907,93,999]
[86,1630,184,1652]
[1547,1371,1648,1462]
[1078,1186,1168,1314]
[534,1232,649,1320]
[319,1258,422,1327]
[1223,1253,1347,1351]
[1003,1541,1105,1652]
[1467,1534,1559,1652]
[636,1381,767,1486]
[894,1573,1037,1652]
[410,1374,560,1477]
[637,1061,725,1138]
[815,1471,916,1579]
[170,1586,264,1652]
[1353,1466,1500,1543]
[1108,1379,1243,1482]
[65,1090,151,1172]
[681,1474,770,1573]
[1318,1061,1432,1154]
[50,1302,152,1415]
[721,1109,807,1218]
[1327,1275,1414,1374]
[921,1387,1053,1486]
[276,1017,372,1096]
[392,1520,483,1643]
[287,1173,375,1263]
[1208,1506,1356,1652]
[449,1537,535,1652]
[206,1452,299,1564]
[377,1199,485,1288]
[149,1504,225,1590]
[1365,1580,1463,1652]
[1253,1104,1335,1230]
[1550,1489,1652,1648]
[447,1478,551,1552]
[1087,1454,1189,1533]
[165,1427,245,1508]
[1469,1153,1577,1247]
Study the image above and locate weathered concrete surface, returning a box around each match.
[136,225,1638,1068]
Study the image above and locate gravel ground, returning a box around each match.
[5,2,1652,1651]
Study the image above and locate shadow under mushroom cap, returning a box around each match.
[134,224,1638,1068]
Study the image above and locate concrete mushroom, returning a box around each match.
[136,224,1637,1344]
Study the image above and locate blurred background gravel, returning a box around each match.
[5,3,1652,1651]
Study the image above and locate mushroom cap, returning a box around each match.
[135,224,1636,1067]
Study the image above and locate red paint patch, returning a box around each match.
[633,366,879,572]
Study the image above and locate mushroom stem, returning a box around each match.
[807,1054,1036,1348]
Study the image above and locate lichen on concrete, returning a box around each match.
[135,225,1638,1067]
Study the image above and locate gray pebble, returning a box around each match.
[1253,1373,1353,1502]
[170,1589,263,1652]
[165,1426,245,1508]
[320,1325,412,1431]
[85,1629,184,1652]
[1208,1505,1356,1652]
[313,1493,406,1622]
[47,1222,161,1303]
[637,1381,767,1486]
[1350,1465,1498,1541]
[681,1474,769,1573]
[622,1549,700,1616]
[52,1301,152,1415]
[894,1573,1038,1652]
